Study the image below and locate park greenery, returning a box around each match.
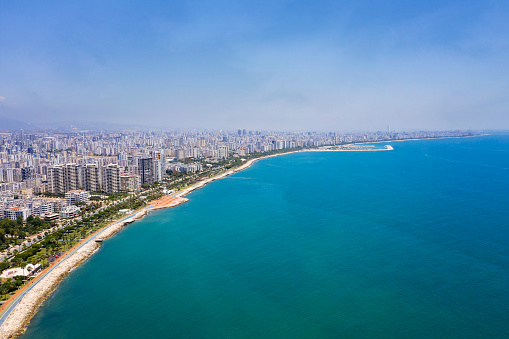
[0,188,162,300]
[0,216,55,251]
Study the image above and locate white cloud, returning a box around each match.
[0,96,5,102]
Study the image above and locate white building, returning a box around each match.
[59,205,80,218]
[31,202,54,216]
[153,159,163,183]
[65,190,90,206]
[218,145,229,159]
[4,207,30,221]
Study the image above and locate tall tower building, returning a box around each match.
[176,149,185,160]
[83,164,101,192]
[49,165,66,194]
[120,173,141,192]
[139,158,154,185]
[218,145,229,159]
[103,164,121,193]
[153,159,163,183]
[49,164,82,193]
[65,163,82,191]
[21,167,34,181]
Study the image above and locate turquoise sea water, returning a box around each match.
[22,135,509,338]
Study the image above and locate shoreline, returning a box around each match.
[0,208,148,338]
[0,134,476,338]
[0,151,295,338]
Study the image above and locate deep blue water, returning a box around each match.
[22,135,509,338]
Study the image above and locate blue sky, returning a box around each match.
[1,0,508,131]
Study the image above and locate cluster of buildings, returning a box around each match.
[48,163,144,194]
[0,128,474,221]
[0,189,91,221]
[0,194,67,221]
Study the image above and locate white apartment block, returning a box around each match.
[4,207,30,221]
[65,190,90,206]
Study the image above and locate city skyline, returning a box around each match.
[1,1,508,131]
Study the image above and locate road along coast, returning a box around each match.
[0,145,394,338]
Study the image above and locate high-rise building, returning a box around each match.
[21,167,34,181]
[64,163,82,192]
[138,158,154,185]
[153,159,163,183]
[49,163,84,194]
[5,168,15,183]
[218,145,229,159]
[176,149,185,160]
[83,164,101,193]
[120,173,141,192]
[49,165,66,194]
[103,164,121,193]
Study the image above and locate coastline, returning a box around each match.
[0,150,300,338]
[0,208,148,338]
[0,134,474,337]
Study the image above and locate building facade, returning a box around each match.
[103,164,121,193]
[138,158,154,186]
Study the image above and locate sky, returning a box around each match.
[0,0,508,131]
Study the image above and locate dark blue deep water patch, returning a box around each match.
[22,135,509,338]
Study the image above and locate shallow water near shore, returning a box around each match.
[22,135,509,338]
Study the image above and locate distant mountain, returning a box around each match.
[0,116,31,131]
[0,118,153,132]
[39,120,152,131]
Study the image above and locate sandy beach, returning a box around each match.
[0,145,392,338]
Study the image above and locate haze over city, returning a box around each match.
[1,0,508,131]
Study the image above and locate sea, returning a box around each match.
[22,134,509,338]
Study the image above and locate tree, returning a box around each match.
[16,216,23,227]
[33,217,43,228]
